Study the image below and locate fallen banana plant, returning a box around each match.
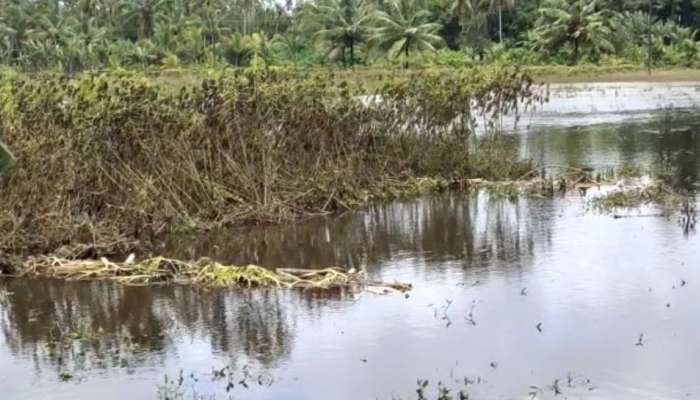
[11,255,412,294]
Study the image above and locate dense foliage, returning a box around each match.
[1,0,699,70]
[0,68,539,255]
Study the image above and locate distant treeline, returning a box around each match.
[1,0,700,70]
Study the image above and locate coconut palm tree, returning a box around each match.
[273,32,308,65]
[0,1,36,64]
[220,33,263,66]
[116,0,173,40]
[532,0,616,64]
[238,0,261,35]
[444,0,490,57]
[369,0,444,68]
[450,0,479,21]
[303,0,373,66]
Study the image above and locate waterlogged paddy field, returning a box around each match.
[3,85,700,400]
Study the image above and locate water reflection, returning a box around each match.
[162,192,556,272]
[0,191,559,397]
[2,187,700,399]
[521,110,700,190]
[0,281,308,376]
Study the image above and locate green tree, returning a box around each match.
[303,0,373,66]
[116,0,173,40]
[238,0,261,35]
[369,0,445,67]
[0,1,36,64]
[273,33,308,65]
[532,0,616,64]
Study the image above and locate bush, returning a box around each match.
[0,68,540,255]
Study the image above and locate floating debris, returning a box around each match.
[550,379,562,395]
[9,255,412,293]
[591,179,689,212]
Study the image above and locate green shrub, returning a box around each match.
[0,68,540,254]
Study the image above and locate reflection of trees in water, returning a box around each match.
[523,111,700,189]
[205,290,295,368]
[0,190,559,379]
[649,113,700,191]
[0,279,168,375]
[0,279,360,375]
[163,217,373,270]
[163,192,556,275]
[355,193,542,269]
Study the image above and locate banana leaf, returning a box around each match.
[0,140,15,175]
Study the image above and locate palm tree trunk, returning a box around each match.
[350,41,355,67]
[142,2,154,39]
[498,6,503,44]
[404,45,409,69]
[647,0,653,75]
[573,37,579,65]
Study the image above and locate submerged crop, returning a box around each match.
[0,68,541,256]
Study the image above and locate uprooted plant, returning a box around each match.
[590,180,690,212]
[11,255,413,293]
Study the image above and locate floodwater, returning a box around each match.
[3,84,700,400]
[521,82,700,128]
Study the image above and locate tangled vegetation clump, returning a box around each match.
[0,68,541,256]
[591,180,689,211]
[13,255,411,292]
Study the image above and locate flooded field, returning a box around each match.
[2,84,700,400]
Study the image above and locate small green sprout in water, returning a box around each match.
[156,371,186,400]
[416,380,470,400]
[58,372,73,382]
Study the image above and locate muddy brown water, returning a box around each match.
[3,87,700,400]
